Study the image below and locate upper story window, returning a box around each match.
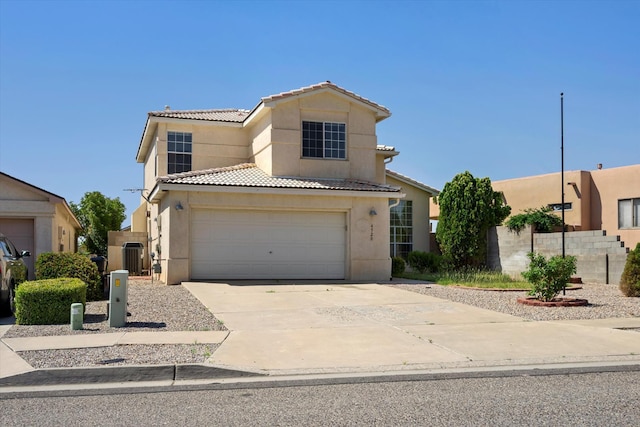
[618,198,640,229]
[167,131,192,174]
[302,121,346,159]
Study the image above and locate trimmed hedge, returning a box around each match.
[391,257,406,276]
[35,252,102,301]
[407,251,442,274]
[14,278,86,325]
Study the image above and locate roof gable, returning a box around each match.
[137,82,391,162]
[386,170,439,196]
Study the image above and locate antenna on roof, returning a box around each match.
[164,105,170,111]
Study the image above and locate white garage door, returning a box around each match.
[191,209,346,280]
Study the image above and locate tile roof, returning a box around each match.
[386,169,440,195]
[148,109,250,123]
[262,81,390,116]
[158,164,401,193]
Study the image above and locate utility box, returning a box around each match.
[109,270,128,327]
[122,242,144,276]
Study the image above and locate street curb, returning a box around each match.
[0,364,263,387]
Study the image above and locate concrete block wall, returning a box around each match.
[488,226,630,284]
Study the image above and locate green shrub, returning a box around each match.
[506,206,563,234]
[522,252,577,301]
[391,257,406,276]
[620,243,640,297]
[407,251,442,273]
[35,252,102,301]
[14,278,86,325]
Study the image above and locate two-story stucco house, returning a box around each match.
[133,82,436,284]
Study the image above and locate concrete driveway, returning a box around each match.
[183,282,640,375]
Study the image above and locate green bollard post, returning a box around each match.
[70,303,83,330]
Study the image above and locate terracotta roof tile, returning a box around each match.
[158,164,401,193]
[149,109,250,123]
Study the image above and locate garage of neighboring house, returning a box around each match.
[0,172,81,279]
[190,209,346,279]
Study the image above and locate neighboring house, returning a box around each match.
[0,172,81,279]
[430,164,640,251]
[134,82,442,284]
[386,170,439,259]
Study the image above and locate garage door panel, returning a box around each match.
[191,210,345,280]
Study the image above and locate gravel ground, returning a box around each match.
[3,278,226,368]
[386,281,640,321]
[3,278,638,369]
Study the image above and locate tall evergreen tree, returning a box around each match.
[435,171,510,268]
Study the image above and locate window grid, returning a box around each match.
[168,131,192,174]
[302,121,346,159]
[619,198,640,229]
[390,201,413,259]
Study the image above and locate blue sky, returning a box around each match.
[1,0,638,223]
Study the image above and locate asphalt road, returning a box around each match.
[1,371,638,426]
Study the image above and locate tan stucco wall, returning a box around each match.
[589,164,640,249]
[145,190,391,284]
[107,231,149,273]
[430,165,640,250]
[386,175,431,253]
[1,174,80,278]
[491,170,587,230]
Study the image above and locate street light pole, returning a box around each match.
[561,92,566,295]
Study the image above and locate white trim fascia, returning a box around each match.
[150,182,404,201]
[242,103,266,127]
[136,117,154,163]
[151,116,244,128]
[386,171,439,196]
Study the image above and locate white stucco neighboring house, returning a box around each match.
[0,172,81,279]
[133,82,437,284]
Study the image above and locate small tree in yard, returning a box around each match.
[435,171,511,268]
[619,243,640,297]
[522,252,577,302]
[71,191,126,256]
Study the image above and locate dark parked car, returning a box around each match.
[0,233,30,316]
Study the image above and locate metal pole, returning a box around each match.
[561,92,566,295]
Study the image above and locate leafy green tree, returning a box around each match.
[506,206,563,233]
[70,192,126,256]
[435,171,511,268]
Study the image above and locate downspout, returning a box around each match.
[389,198,401,208]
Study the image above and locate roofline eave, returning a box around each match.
[149,182,404,202]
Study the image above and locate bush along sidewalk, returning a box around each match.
[521,252,577,302]
[15,278,86,325]
[620,243,640,297]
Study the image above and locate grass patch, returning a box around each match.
[399,268,530,290]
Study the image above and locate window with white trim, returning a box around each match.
[618,198,640,229]
[302,121,346,159]
[390,200,413,259]
[167,131,192,174]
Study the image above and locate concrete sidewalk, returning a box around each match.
[1,282,639,387]
[184,282,640,374]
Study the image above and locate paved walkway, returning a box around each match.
[183,282,640,374]
[1,282,640,385]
